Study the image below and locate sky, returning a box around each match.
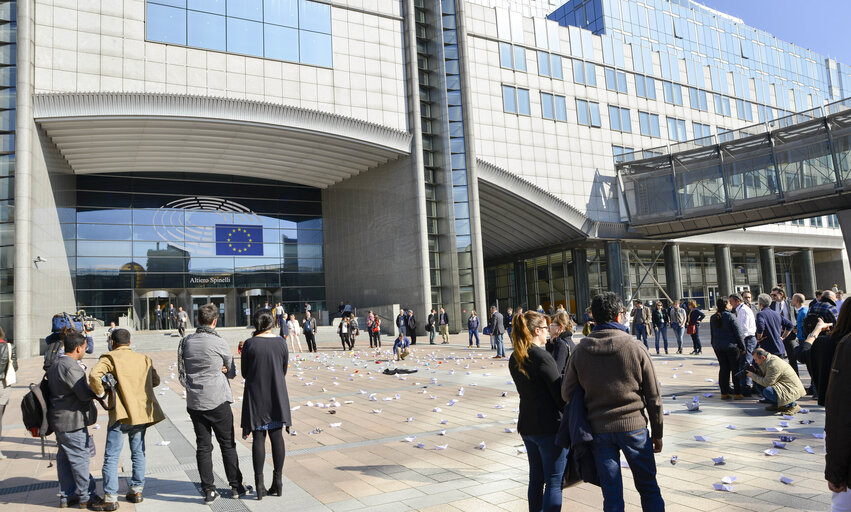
[697,0,851,65]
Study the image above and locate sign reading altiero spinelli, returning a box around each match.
[188,275,233,287]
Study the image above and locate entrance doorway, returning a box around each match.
[139,290,177,330]
[192,295,227,327]
[239,289,277,326]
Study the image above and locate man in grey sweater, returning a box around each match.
[178,303,246,503]
[562,292,664,512]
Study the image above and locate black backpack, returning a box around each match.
[21,376,53,438]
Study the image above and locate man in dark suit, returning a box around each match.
[406,310,417,345]
[756,293,795,356]
[155,306,163,330]
[489,306,506,358]
[771,287,799,374]
[167,303,176,330]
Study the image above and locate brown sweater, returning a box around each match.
[561,328,663,438]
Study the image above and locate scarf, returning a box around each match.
[195,326,221,338]
[593,321,629,333]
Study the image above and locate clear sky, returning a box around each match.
[697,0,851,65]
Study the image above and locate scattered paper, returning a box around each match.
[670,456,678,465]
[721,476,737,484]
[726,425,737,430]
[415,443,425,449]
[764,449,779,456]
[804,446,815,454]
[663,410,671,415]
[765,427,783,432]
[406,417,415,422]
[291,406,301,411]
[372,409,382,414]
[439,430,446,436]
[713,484,734,492]
[800,408,810,414]
[433,407,442,413]
[329,422,342,428]
[476,442,486,450]
[694,435,708,442]
[713,457,725,465]
[156,440,171,446]
[772,441,786,449]
[504,427,516,433]
[403,436,416,443]
[812,433,825,439]
[800,419,815,425]
[434,444,448,450]
[517,446,527,455]
[778,435,796,442]
[779,421,789,428]
[477,413,487,418]
[780,475,793,485]
[440,419,448,424]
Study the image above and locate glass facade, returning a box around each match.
[145,0,332,67]
[65,173,324,325]
[0,1,12,340]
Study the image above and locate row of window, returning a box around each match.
[791,215,840,228]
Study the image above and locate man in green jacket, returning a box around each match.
[747,347,806,414]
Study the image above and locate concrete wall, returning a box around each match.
[323,155,429,335]
[32,0,408,131]
[815,249,850,292]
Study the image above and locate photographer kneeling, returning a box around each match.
[89,329,165,509]
[747,347,806,414]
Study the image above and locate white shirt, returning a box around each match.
[736,303,756,337]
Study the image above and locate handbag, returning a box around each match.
[686,323,696,335]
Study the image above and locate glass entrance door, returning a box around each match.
[191,295,227,327]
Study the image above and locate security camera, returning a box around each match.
[34,256,47,263]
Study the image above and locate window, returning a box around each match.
[810,216,824,227]
[791,218,807,227]
[714,94,731,116]
[573,61,596,86]
[638,111,660,137]
[500,42,526,71]
[503,85,530,115]
[736,99,753,121]
[666,116,687,141]
[608,105,631,132]
[605,68,627,93]
[689,87,708,111]
[693,122,711,143]
[635,75,656,99]
[612,145,635,163]
[717,127,733,143]
[541,93,568,121]
[576,99,601,127]
[663,81,683,105]
[144,0,332,66]
[538,51,550,77]
[514,46,527,72]
[828,214,840,228]
[551,55,563,79]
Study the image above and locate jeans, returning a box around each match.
[429,327,436,344]
[634,323,648,348]
[188,402,244,492]
[55,427,98,504]
[758,385,796,408]
[398,324,406,336]
[103,423,146,502]
[654,324,668,352]
[690,327,702,352]
[671,324,684,351]
[494,334,505,357]
[469,329,479,347]
[713,346,741,395]
[591,428,664,512]
[738,335,758,393]
[520,433,567,512]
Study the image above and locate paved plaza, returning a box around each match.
[0,327,833,511]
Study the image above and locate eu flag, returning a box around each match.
[216,224,264,256]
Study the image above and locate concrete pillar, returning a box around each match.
[663,244,682,301]
[759,246,776,296]
[838,210,851,289]
[714,245,733,299]
[573,248,590,316]
[795,248,817,299]
[606,241,625,299]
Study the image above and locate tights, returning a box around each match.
[252,427,285,480]
[0,403,5,439]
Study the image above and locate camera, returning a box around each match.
[734,363,758,378]
[101,373,118,392]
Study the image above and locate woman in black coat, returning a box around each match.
[709,298,744,398]
[546,311,575,374]
[241,309,291,500]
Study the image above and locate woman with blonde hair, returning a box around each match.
[547,311,576,374]
[286,313,302,353]
[509,311,566,512]
[686,300,705,355]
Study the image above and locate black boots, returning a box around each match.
[267,471,283,497]
[254,478,266,501]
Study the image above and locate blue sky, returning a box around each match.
[698,0,851,65]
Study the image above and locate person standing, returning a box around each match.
[771,287,799,375]
[241,310,291,500]
[154,306,163,331]
[177,306,189,337]
[729,293,757,398]
[505,307,514,338]
[89,329,164,508]
[755,293,795,356]
[669,300,687,354]
[178,304,247,503]
[348,316,359,349]
[509,310,566,512]
[167,303,176,330]
[686,300,705,355]
[47,332,103,509]
[651,302,669,354]
[630,300,651,349]
[286,313,302,353]
[406,310,417,346]
[274,303,285,333]
[467,311,480,348]
[545,311,574,372]
[0,326,16,461]
[824,330,851,510]
[427,309,437,345]
[302,310,317,353]
[439,307,450,344]
[562,292,664,512]
[741,290,761,318]
[338,318,351,350]
[708,298,745,400]
[368,312,381,349]
[489,306,507,359]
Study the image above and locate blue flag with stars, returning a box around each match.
[216,224,263,256]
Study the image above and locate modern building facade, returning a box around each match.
[6,0,851,356]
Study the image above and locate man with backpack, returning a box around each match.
[89,329,164,509]
[47,332,104,509]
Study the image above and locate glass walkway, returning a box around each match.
[617,98,851,238]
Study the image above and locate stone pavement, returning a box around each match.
[0,327,833,511]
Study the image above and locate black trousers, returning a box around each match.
[339,334,349,350]
[304,331,317,352]
[782,335,799,375]
[369,330,381,348]
[188,402,243,492]
[714,346,741,395]
[410,332,417,345]
[155,316,162,330]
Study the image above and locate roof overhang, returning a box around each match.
[33,93,413,187]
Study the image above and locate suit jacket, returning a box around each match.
[489,312,506,335]
[771,300,795,323]
[406,314,417,331]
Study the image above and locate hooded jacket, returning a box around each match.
[561,328,663,438]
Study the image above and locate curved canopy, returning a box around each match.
[33,93,412,187]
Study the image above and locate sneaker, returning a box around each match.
[87,501,118,511]
[203,490,219,504]
[779,404,801,415]
[84,496,106,510]
[765,405,780,411]
[231,483,249,498]
[733,394,745,400]
[720,394,732,400]
[125,491,143,504]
